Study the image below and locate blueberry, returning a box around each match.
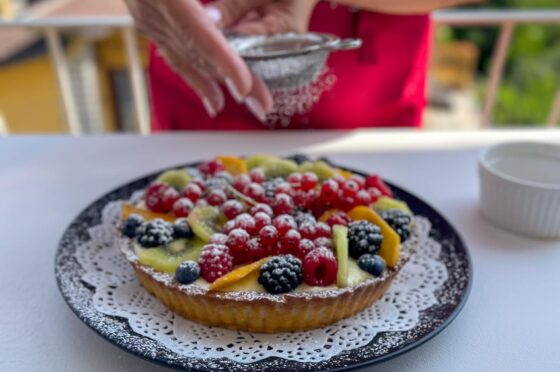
[175,261,200,285]
[173,218,194,239]
[122,214,144,238]
[358,254,386,277]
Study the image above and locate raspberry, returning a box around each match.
[145,183,178,213]
[274,181,292,196]
[347,220,384,259]
[379,209,412,242]
[245,238,267,262]
[287,173,302,189]
[301,172,318,191]
[234,213,257,234]
[198,160,225,177]
[356,190,372,206]
[258,255,303,294]
[278,229,301,255]
[222,200,244,220]
[313,237,333,250]
[338,195,358,212]
[259,225,279,249]
[136,219,174,248]
[250,203,274,217]
[272,193,294,215]
[199,244,234,283]
[303,247,338,287]
[245,183,266,203]
[326,211,352,227]
[319,180,339,203]
[249,168,266,183]
[273,214,297,235]
[365,175,393,197]
[172,198,194,218]
[299,223,317,240]
[190,178,206,193]
[350,175,365,189]
[315,222,332,238]
[122,214,144,238]
[367,187,382,203]
[253,212,272,232]
[296,239,316,260]
[332,175,346,186]
[233,174,251,192]
[209,233,228,245]
[207,189,227,206]
[183,183,203,203]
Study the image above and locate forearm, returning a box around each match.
[327,0,483,14]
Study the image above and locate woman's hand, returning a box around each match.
[124,0,273,121]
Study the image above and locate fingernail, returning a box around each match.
[202,97,217,118]
[225,77,244,103]
[245,97,267,123]
[206,6,222,24]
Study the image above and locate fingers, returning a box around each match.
[208,0,271,28]
[244,72,274,123]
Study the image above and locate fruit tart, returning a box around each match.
[119,155,417,333]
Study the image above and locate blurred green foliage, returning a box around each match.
[443,0,560,125]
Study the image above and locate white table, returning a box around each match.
[2,130,560,371]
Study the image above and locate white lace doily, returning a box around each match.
[75,193,448,364]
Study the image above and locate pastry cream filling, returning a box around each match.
[134,242,372,293]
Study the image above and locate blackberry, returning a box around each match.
[258,255,303,294]
[358,254,386,277]
[291,154,311,164]
[173,218,195,239]
[379,209,412,242]
[175,260,200,285]
[136,219,174,248]
[347,221,383,259]
[205,177,229,191]
[263,177,285,199]
[122,214,144,238]
[294,211,317,227]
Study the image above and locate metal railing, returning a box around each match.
[0,9,559,134]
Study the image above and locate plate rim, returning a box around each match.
[55,159,473,371]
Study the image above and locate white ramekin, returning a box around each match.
[479,141,560,240]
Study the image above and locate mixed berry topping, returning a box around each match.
[347,221,384,259]
[379,209,412,242]
[173,218,194,239]
[258,255,303,294]
[136,219,174,248]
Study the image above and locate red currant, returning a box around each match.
[222,220,237,235]
[303,247,338,286]
[356,189,372,206]
[273,215,297,235]
[274,182,292,196]
[145,184,172,213]
[198,159,224,176]
[183,183,203,203]
[234,213,256,234]
[278,229,301,255]
[191,178,206,193]
[342,180,360,198]
[367,187,382,203]
[339,196,358,212]
[315,222,332,238]
[320,180,339,203]
[287,173,302,189]
[365,175,393,197]
[299,223,317,240]
[232,174,251,192]
[249,168,266,183]
[172,197,194,218]
[253,212,272,232]
[222,200,244,220]
[207,189,227,206]
[250,203,274,217]
[272,193,294,215]
[332,175,346,186]
[259,225,279,249]
[226,228,250,261]
[245,183,266,203]
[296,239,316,260]
[301,172,318,191]
[245,238,267,263]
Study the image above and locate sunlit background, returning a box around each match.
[0,0,559,134]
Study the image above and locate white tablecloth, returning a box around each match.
[1,130,560,371]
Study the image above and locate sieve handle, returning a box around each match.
[324,38,362,51]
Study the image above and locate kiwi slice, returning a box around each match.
[261,158,298,178]
[347,259,371,287]
[246,154,280,170]
[135,238,204,273]
[299,161,337,181]
[187,206,222,243]
[156,169,191,191]
[332,225,349,288]
[372,196,412,216]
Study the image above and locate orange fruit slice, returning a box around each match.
[319,209,340,223]
[209,258,269,291]
[216,156,248,176]
[337,169,354,180]
[347,206,401,268]
[121,203,175,223]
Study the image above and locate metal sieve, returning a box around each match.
[229,32,362,91]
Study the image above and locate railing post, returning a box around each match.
[45,27,82,135]
[547,90,560,128]
[122,27,150,134]
[481,22,514,128]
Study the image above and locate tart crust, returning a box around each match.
[122,240,414,333]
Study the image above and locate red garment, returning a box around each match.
[149,3,431,131]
